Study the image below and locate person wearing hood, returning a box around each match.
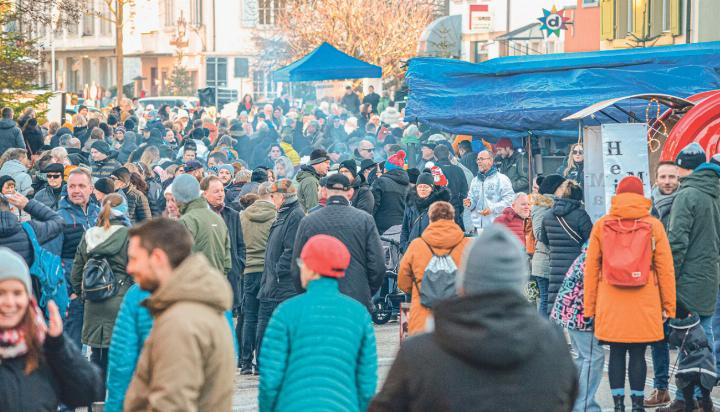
[400,171,451,252]
[370,224,578,411]
[239,183,277,375]
[34,163,66,210]
[0,148,33,196]
[111,167,151,224]
[397,201,470,336]
[21,117,44,154]
[274,155,295,181]
[90,141,122,180]
[539,180,592,311]
[296,149,330,213]
[172,174,232,276]
[584,176,676,412]
[465,150,515,232]
[372,150,410,234]
[117,130,138,164]
[338,159,374,215]
[70,194,132,376]
[124,218,235,411]
[0,107,25,156]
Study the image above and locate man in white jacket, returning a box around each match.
[464,150,514,232]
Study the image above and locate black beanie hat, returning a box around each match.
[124,119,136,131]
[309,148,329,165]
[94,177,115,195]
[90,140,112,156]
[251,168,268,183]
[416,172,435,187]
[406,167,420,184]
[339,159,358,178]
[539,174,566,195]
[675,142,706,170]
[42,163,65,174]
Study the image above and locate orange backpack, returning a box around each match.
[601,219,655,287]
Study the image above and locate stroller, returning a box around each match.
[372,225,409,325]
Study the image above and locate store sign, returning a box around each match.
[538,5,570,37]
[469,4,492,32]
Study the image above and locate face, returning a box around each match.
[270,193,284,209]
[421,146,433,159]
[79,108,88,117]
[476,151,494,173]
[90,148,106,162]
[345,88,352,95]
[512,194,530,219]
[182,150,196,163]
[275,162,287,177]
[315,160,331,175]
[269,146,282,160]
[114,131,125,141]
[218,168,232,184]
[127,238,160,292]
[329,152,340,162]
[46,172,63,188]
[496,147,510,158]
[207,157,219,168]
[359,144,375,160]
[203,180,225,207]
[571,145,584,163]
[165,193,179,217]
[339,168,355,183]
[416,183,432,199]
[191,168,204,181]
[0,279,29,329]
[67,173,93,206]
[656,164,679,195]
[164,130,175,142]
[267,170,276,183]
[2,181,15,195]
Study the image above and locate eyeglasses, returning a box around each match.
[46,174,62,179]
[477,157,493,161]
[572,150,584,155]
[361,147,375,152]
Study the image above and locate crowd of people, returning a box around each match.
[0,90,717,412]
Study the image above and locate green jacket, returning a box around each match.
[71,223,131,348]
[258,277,377,412]
[240,199,277,274]
[296,165,320,212]
[496,150,529,193]
[179,198,232,275]
[668,166,720,316]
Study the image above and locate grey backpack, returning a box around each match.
[413,239,462,308]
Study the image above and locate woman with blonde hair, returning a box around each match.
[557,143,584,187]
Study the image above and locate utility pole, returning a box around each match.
[115,0,124,102]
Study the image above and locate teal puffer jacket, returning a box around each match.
[259,277,377,412]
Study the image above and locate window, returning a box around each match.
[661,0,670,32]
[164,0,175,27]
[234,58,249,78]
[67,20,79,36]
[582,0,599,6]
[206,57,228,88]
[190,0,203,26]
[82,4,95,36]
[627,0,633,34]
[252,70,277,100]
[258,0,284,26]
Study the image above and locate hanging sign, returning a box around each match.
[538,5,570,37]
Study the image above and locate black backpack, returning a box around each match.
[82,255,119,302]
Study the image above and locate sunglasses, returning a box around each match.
[572,150,584,155]
[46,174,62,179]
[361,147,375,152]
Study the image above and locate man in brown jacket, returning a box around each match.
[124,218,235,411]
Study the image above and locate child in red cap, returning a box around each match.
[258,234,378,412]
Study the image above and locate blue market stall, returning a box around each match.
[273,42,382,82]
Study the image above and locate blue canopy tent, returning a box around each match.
[405,41,720,139]
[273,42,382,82]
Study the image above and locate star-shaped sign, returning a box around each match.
[538,5,571,37]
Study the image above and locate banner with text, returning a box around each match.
[601,123,651,212]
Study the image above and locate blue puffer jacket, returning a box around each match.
[104,284,239,412]
[0,199,65,265]
[259,277,377,412]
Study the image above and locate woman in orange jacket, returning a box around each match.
[584,176,676,412]
[397,201,470,335]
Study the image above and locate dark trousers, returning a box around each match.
[91,347,109,376]
[65,298,84,349]
[240,272,261,369]
[256,300,279,370]
[608,342,647,395]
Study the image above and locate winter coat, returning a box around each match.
[91,157,122,180]
[57,197,101,260]
[369,292,578,412]
[225,182,246,210]
[400,187,451,252]
[0,159,33,196]
[540,198,593,308]
[291,196,386,311]
[258,197,304,302]
[585,193,676,343]
[530,194,554,278]
[218,205,246,310]
[34,185,63,210]
[435,159,469,218]
[559,161,584,187]
[296,165,321,212]
[351,178,374,215]
[144,176,163,218]
[551,245,592,332]
[494,207,527,247]
[240,200,277,275]
[459,151,478,176]
[372,169,410,234]
[0,199,64,265]
[0,334,105,412]
[178,197,232,275]
[124,254,235,412]
[468,168,514,231]
[0,118,25,156]
[70,222,132,348]
[122,184,151,224]
[667,165,720,316]
[116,132,138,164]
[258,277,377,412]
[496,151,529,193]
[397,219,469,335]
[668,316,717,391]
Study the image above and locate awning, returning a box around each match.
[273,42,382,82]
[563,94,696,121]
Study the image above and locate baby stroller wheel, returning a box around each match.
[372,301,391,325]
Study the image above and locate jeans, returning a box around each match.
[256,300,279,371]
[569,330,604,412]
[650,322,670,390]
[676,315,713,401]
[240,272,261,370]
[65,298,84,349]
[531,276,549,317]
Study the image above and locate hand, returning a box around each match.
[463,198,471,208]
[47,300,63,337]
[662,310,668,321]
[480,208,491,216]
[70,293,78,300]
[5,192,29,210]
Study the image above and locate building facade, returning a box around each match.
[564,0,601,52]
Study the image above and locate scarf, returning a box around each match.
[0,298,47,359]
[477,166,497,181]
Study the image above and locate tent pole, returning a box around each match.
[526,131,533,191]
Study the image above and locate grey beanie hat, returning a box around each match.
[0,248,32,293]
[171,174,201,204]
[457,224,528,295]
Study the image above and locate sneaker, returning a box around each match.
[657,399,698,412]
[644,389,671,407]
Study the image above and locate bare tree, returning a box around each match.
[94,0,136,102]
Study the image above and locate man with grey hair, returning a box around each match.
[371,224,577,411]
[464,149,514,233]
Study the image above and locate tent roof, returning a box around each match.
[405,41,720,138]
[273,42,382,82]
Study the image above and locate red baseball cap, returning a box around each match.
[300,235,351,278]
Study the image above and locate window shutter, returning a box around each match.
[632,0,647,37]
[670,0,681,36]
[601,0,615,40]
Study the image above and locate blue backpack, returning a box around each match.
[22,222,69,317]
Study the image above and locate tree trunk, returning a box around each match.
[115,0,124,102]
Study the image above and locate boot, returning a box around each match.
[631,395,645,411]
[698,396,716,412]
[644,389,671,407]
[657,399,697,412]
[613,395,625,412]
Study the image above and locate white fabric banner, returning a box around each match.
[600,123,651,212]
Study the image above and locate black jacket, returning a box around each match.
[540,198,593,307]
[460,151,478,176]
[351,178,375,215]
[292,196,386,311]
[370,292,577,412]
[0,118,25,155]
[34,186,63,210]
[258,197,304,302]
[400,187,451,252]
[0,334,105,412]
[0,200,65,265]
[372,169,410,234]
[435,159,469,229]
[218,204,247,310]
